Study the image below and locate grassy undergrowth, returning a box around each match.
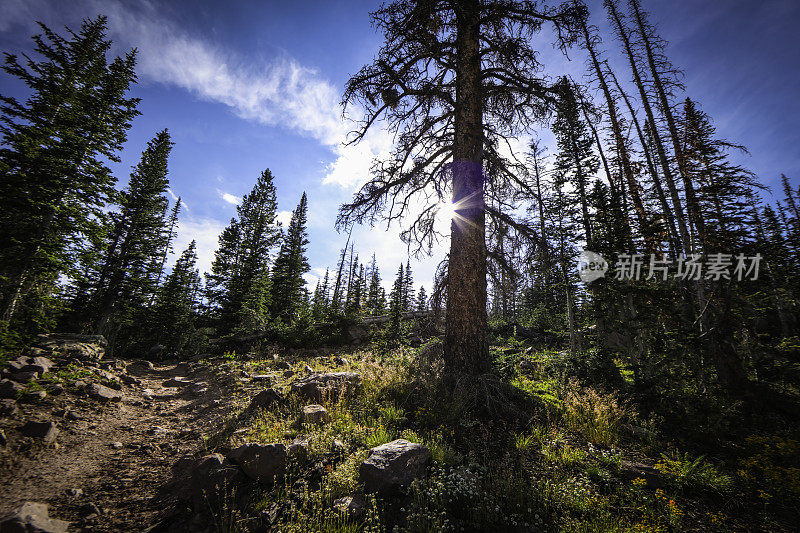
[204,341,800,532]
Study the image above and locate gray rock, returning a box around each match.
[21,356,55,375]
[332,439,346,454]
[189,453,244,510]
[128,360,154,373]
[288,436,310,461]
[228,443,287,484]
[249,388,284,410]
[333,494,366,517]
[302,404,329,425]
[274,361,291,370]
[86,383,123,402]
[162,377,192,388]
[303,365,313,373]
[332,356,348,366]
[21,420,59,444]
[359,439,430,494]
[291,372,361,402]
[35,333,106,361]
[12,371,39,383]
[121,374,142,387]
[250,374,272,383]
[0,379,24,399]
[21,390,47,403]
[110,441,123,449]
[65,488,83,497]
[0,501,69,533]
[0,399,19,417]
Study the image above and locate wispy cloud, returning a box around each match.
[276,210,293,226]
[217,190,241,206]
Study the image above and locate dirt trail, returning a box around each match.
[0,361,234,531]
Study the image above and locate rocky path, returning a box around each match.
[0,356,237,532]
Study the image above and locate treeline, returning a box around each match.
[476,0,800,402]
[0,16,432,357]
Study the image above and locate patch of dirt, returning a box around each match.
[0,361,241,531]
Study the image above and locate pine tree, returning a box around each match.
[387,264,405,340]
[0,17,139,328]
[82,130,174,339]
[148,241,201,355]
[206,170,281,333]
[403,259,415,313]
[270,192,310,322]
[416,286,428,312]
[366,254,383,316]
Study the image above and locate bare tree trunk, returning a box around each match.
[445,0,489,374]
[606,0,691,256]
[607,66,679,257]
[579,19,649,236]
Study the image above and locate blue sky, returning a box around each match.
[1,0,798,293]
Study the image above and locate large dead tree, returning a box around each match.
[337,0,583,375]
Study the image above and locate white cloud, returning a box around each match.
[276,210,293,227]
[172,216,226,276]
[217,190,241,206]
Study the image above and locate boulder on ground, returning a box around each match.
[291,372,361,402]
[21,420,59,444]
[0,399,18,417]
[85,383,123,402]
[162,377,193,388]
[333,493,366,517]
[302,404,329,425]
[11,371,39,384]
[359,439,430,494]
[228,443,287,484]
[35,333,106,360]
[0,502,69,533]
[189,453,246,511]
[288,436,310,461]
[249,388,284,410]
[148,344,164,359]
[121,374,142,387]
[0,379,24,399]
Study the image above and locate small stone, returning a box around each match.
[13,370,40,383]
[275,361,291,370]
[163,377,192,388]
[333,494,366,517]
[0,378,24,399]
[0,501,69,532]
[303,365,313,373]
[227,443,288,484]
[302,404,329,425]
[250,374,271,382]
[21,390,47,403]
[79,502,102,516]
[0,399,19,416]
[21,420,59,444]
[121,374,142,387]
[249,388,284,410]
[110,441,123,449]
[66,488,83,497]
[86,383,123,402]
[73,380,86,389]
[288,435,310,461]
[332,439,346,453]
[333,356,348,366]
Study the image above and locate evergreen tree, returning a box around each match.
[148,241,201,355]
[0,17,139,329]
[270,192,310,322]
[206,170,281,333]
[387,264,405,339]
[80,130,174,339]
[403,259,415,313]
[416,286,428,312]
[366,254,383,316]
